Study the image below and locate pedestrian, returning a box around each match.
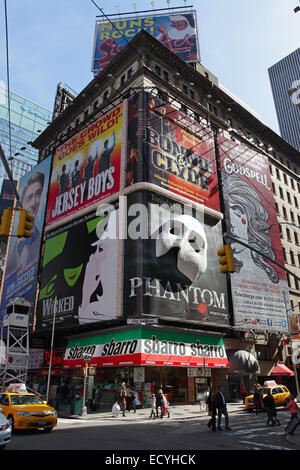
[127,388,136,413]
[241,384,247,404]
[162,393,170,418]
[262,389,280,426]
[284,394,300,441]
[253,385,262,415]
[149,394,156,419]
[156,389,164,418]
[206,389,217,432]
[215,386,232,431]
[95,385,102,410]
[118,382,127,417]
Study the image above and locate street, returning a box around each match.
[4,406,300,453]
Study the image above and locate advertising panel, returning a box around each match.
[92,11,199,73]
[0,156,52,327]
[218,136,290,332]
[45,104,123,228]
[36,203,119,330]
[126,92,220,211]
[63,328,228,369]
[123,190,230,327]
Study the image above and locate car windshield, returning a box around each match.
[10,394,43,405]
[261,388,271,395]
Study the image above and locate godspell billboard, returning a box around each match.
[45,104,123,229]
[218,136,290,332]
[0,156,52,328]
[123,190,230,327]
[36,203,119,330]
[126,92,220,212]
[92,11,200,73]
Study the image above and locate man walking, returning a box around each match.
[215,386,232,431]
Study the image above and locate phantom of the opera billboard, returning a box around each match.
[123,190,230,327]
[218,136,290,332]
[92,11,200,73]
[36,203,119,330]
[0,156,52,327]
[126,92,220,211]
[45,104,123,229]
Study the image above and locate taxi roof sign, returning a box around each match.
[6,383,27,393]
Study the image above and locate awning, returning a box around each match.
[63,328,229,369]
[269,363,294,376]
[228,350,260,374]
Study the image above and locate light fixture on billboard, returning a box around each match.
[227,107,232,112]
[206,94,212,99]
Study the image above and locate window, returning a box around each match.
[290,251,295,265]
[103,90,109,100]
[295,232,299,246]
[163,70,169,81]
[286,227,291,241]
[282,206,287,219]
[182,84,188,94]
[190,89,194,100]
[155,65,161,76]
[127,68,133,79]
[120,74,126,85]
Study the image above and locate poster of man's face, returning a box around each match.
[0,156,52,327]
[123,190,230,327]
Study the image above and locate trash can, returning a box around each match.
[70,395,83,415]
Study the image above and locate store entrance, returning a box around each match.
[146,366,187,403]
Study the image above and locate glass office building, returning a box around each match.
[268,48,300,152]
[0,86,52,187]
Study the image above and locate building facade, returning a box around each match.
[0,86,52,183]
[268,48,300,152]
[27,30,300,405]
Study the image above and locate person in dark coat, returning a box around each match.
[156,389,164,418]
[263,389,280,426]
[215,386,232,431]
[206,389,217,432]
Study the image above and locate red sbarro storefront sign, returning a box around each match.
[63,328,228,369]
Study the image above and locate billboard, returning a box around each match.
[45,104,123,228]
[123,190,230,327]
[92,11,199,73]
[126,92,220,211]
[0,156,52,327]
[218,136,290,332]
[37,203,119,330]
[63,328,228,369]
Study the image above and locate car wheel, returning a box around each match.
[7,415,14,430]
[43,427,53,433]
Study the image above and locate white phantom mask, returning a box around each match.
[156,214,207,282]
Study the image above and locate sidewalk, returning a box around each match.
[57,401,245,421]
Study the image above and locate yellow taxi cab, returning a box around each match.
[245,381,291,411]
[0,383,57,432]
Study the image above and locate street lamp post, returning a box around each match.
[46,296,57,404]
[81,352,92,416]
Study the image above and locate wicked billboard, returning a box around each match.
[123,190,230,327]
[126,92,219,211]
[218,136,290,332]
[36,203,119,330]
[92,11,200,73]
[45,104,123,229]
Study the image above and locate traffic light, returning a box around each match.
[217,244,235,273]
[0,208,13,236]
[16,209,34,238]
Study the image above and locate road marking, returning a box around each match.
[239,440,291,450]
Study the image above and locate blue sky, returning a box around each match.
[0,0,299,135]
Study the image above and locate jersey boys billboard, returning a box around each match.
[92,11,200,73]
[126,92,220,212]
[45,105,123,228]
[218,136,290,332]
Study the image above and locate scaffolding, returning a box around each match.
[0,299,30,391]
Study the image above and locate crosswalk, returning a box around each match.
[201,410,299,450]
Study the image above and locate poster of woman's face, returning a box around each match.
[218,135,290,333]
